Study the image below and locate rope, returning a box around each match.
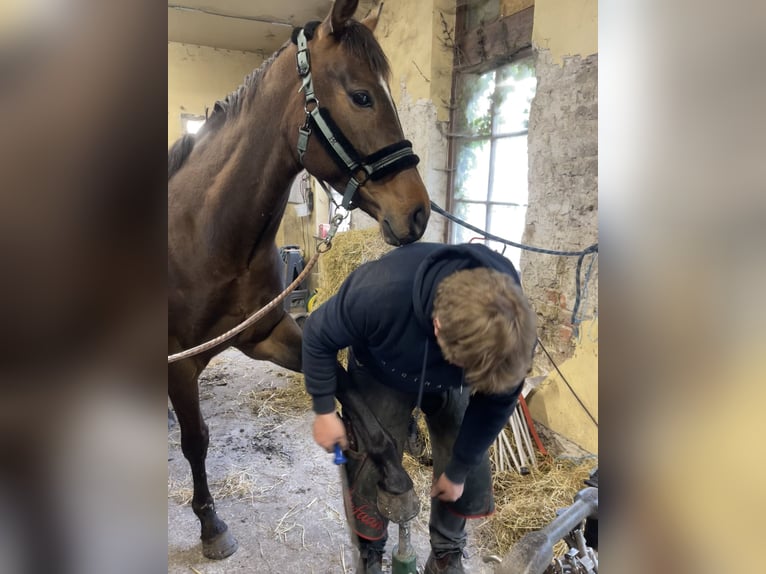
[571,250,598,329]
[168,251,321,364]
[168,207,348,364]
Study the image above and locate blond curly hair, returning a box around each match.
[432,268,537,394]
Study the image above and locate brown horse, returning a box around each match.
[168,0,430,560]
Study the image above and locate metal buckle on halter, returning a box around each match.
[303,96,319,114]
[297,125,311,164]
[296,29,310,77]
[293,25,418,205]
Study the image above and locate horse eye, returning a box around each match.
[351,91,373,108]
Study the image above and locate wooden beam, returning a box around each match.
[456,6,534,74]
[501,0,535,18]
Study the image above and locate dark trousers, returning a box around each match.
[342,355,494,555]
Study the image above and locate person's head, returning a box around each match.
[432,267,537,394]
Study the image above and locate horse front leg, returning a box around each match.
[168,358,238,559]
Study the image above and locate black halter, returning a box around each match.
[292,25,420,209]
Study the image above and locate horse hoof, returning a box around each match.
[202,529,238,560]
[376,486,420,523]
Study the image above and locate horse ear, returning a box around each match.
[319,0,359,37]
[361,2,384,33]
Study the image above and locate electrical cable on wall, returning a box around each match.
[429,201,598,329]
[168,4,294,27]
[430,201,598,425]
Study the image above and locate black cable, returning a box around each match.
[430,200,598,330]
[570,250,598,325]
[429,205,599,426]
[430,201,598,257]
[537,338,598,427]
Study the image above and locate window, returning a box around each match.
[181,113,205,135]
[446,0,535,267]
[450,56,536,268]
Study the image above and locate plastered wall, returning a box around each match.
[523,0,598,452]
[530,318,598,454]
[167,42,265,147]
[532,0,597,64]
[349,0,456,242]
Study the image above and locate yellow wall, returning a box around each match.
[375,0,454,122]
[167,42,265,147]
[527,318,598,454]
[532,0,597,64]
[502,0,535,16]
[526,0,597,452]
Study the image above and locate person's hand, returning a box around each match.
[430,472,465,502]
[312,412,348,452]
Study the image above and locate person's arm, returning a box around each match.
[444,384,523,484]
[302,280,366,451]
[302,281,360,410]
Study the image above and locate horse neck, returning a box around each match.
[193,57,301,273]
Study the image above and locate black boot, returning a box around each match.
[424,550,465,574]
[357,545,384,574]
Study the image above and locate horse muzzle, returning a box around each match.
[381,203,429,246]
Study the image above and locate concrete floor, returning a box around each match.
[168,349,497,573]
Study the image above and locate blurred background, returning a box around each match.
[1,0,765,573]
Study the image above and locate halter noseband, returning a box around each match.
[292,25,420,210]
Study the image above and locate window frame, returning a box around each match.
[445,3,535,253]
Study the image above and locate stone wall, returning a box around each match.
[522,49,598,360]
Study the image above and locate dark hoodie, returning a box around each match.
[302,242,525,483]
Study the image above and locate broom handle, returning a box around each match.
[500,425,521,473]
[514,407,536,468]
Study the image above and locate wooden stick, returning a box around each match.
[515,407,536,468]
[509,413,528,472]
[495,434,505,472]
[500,424,521,472]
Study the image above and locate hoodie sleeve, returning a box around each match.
[444,383,523,484]
[301,278,365,414]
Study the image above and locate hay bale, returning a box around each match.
[312,227,393,367]
[477,456,597,557]
[314,227,394,307]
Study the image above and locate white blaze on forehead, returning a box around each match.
[379,74,403,131]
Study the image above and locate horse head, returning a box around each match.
[286,0,430,245]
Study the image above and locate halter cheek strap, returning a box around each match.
[292,26,420,209]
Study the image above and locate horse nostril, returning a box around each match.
[381,219,401,246]
[411,207,426,230]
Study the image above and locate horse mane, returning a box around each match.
[167,45,287,181]
[168,134,195,180]
[167,22,390,181]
